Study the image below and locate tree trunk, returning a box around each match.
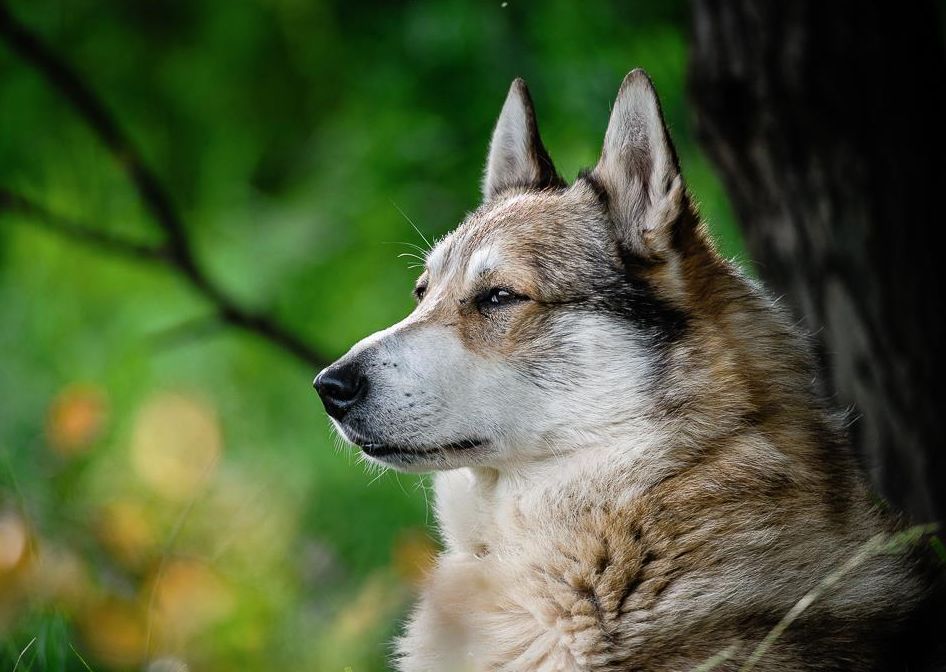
[687,0,946,523]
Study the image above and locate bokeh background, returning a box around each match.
[0,1,743,670]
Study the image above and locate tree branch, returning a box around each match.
[0,4,327,369]
[0,2,192,267]
[0,188,169,262]
[0,188,326,367]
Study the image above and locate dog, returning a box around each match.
[314,70,942,671]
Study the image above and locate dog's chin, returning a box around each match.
[334,423,487,472]
[360,438,487,472]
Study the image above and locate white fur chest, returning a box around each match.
[395,468,625,672]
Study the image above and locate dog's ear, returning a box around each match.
[592,70,684,255]
[483,78,563,201]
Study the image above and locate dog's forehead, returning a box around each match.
[426,188,600,281]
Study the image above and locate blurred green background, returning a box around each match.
[0,1,741,670]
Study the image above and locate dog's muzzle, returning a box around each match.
[313,360,368,420]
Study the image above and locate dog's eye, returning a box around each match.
[488,288,512,305]
[414,283,428,302]
[477,287,524,310]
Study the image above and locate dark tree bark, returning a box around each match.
[688,0,946,523]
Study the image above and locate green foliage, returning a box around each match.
[0,1,741,670]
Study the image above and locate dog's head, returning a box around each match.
[315,70,725,472]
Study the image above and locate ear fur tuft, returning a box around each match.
[593,69,684,254]
[483,78,563,200]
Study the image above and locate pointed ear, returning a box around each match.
[592,69,684,254]
[483,78,563,200]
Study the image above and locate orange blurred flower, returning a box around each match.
[97,500,157,569]
[46,384,108,457]
[79,597,147,669]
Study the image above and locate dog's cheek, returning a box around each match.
[453,306,512,356]
[506,310,583,389]
[508,311,656,439]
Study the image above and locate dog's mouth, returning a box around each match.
[356,437,486,460]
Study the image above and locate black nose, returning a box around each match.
[313,361,367,420]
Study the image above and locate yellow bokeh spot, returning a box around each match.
[131,393,221,501]
[46,384,108,457]
[98,500,156,568]
[149,558,235,643]
[204,469,296,566]
[0,510,28,573]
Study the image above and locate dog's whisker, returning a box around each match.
[381,240,430,255]
[391,200,432,250]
